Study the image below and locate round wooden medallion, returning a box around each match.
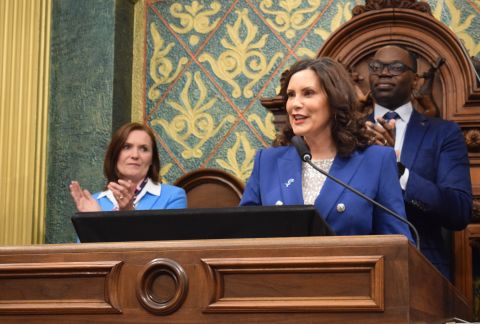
[136,258,188,315]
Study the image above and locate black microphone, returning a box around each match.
[291,135,420,250]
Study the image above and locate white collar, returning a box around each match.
[97,178,161,206]
[134,178,161,203]
[374,102,413,122]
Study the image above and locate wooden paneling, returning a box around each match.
[202,256,384,312]
[0,235,470,323]
[0,261,122,314]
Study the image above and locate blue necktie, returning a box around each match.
[383,111,400,121]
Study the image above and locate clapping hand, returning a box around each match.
[69,181,101,212]
[365,117,396,147]
[107,179,136,211]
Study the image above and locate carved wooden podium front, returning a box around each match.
[0,235,469,323]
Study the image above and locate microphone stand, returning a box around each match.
[303,154,420,250]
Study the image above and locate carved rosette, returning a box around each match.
[352,0,432,16]
[464,128,480,153]
[136,258,189,315]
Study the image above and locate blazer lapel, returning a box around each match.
[316,151,364,221]
[277,146,304,205]
[401,110,429,167]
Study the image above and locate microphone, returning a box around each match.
[291,135,420,250]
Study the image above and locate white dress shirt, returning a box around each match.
[97,178,161,209]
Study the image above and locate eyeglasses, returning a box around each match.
[368,60,415,76]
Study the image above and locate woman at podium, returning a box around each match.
[70,122,186,211]
[240,58,413,241]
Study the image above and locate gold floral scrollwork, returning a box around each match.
[433,0,480,56]
[313,3,352,40]
[160,163,173,183]
[199,9,283,98]
[216,132,256,182]
[296,47,316,58]
[148,23,189,101]
[151,71,235,159]
[248,113,276,140]
[169,1,222,46]
[258,0,322,39]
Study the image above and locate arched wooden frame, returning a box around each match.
[262,4,480,189]
[317,7,480,123]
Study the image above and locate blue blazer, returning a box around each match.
[93,184,187,211]
[370,110,472,279]
[240,145,413,241]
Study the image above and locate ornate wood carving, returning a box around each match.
[317,8,480,124]
[202,256,384,313]
[472,56,480,87]
[261,4,480,137]
[464,128,480,153]
[352,0,432,16]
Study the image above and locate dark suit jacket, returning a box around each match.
[240,145,413,241]
[370,110,472,279]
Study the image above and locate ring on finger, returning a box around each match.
[119,196,124,200]
[383,139,388,145]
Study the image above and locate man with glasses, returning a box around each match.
[365,45,472,281]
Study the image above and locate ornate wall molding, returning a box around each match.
[352,0,432,16]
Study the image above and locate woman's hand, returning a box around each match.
[69,181,101,212]
[107,179,136,211]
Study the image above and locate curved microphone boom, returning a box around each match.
[291,135,420,250]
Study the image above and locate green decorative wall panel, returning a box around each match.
[137,0,480,184]
[46,0,133,243]
[46,0,480,244]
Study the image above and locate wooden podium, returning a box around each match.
[0,235,470,323]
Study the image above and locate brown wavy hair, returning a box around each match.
[274,57,369,157]
[103,122,161,185]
